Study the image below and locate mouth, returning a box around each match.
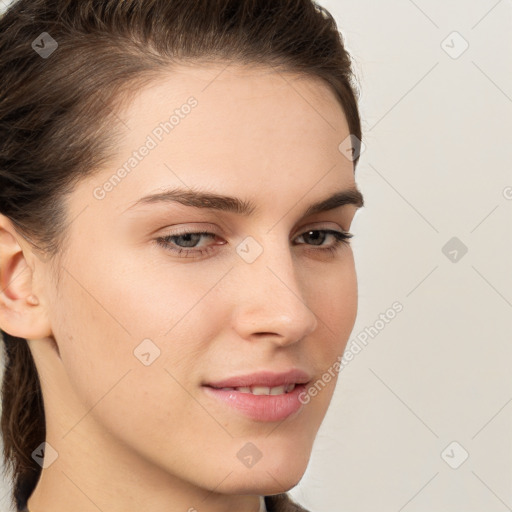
[202,378,311,422]
[205,382,298,396]
[201,368,312,421]
[203,368,312,390]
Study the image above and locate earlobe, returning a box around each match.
[0,213,53,340]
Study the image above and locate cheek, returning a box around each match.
[305,254,358,349]
[49,271,206,447]
[51,260,223,399]
[331,268,358,344]
[103,250,231,340]
[50,278,133,410]
[49,294,229,478]
[295,257,357,408]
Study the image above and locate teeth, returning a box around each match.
[270,386,286,395]
[251,386,271,395]
[218,383,296,395]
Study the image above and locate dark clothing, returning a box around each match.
[17,492,311,512]
[265,493,311,511]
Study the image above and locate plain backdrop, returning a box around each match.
[1,1,511,511]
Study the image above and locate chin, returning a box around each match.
[217,448,310,495]
[219,474,305,497]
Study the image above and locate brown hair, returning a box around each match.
[0,0,362,509]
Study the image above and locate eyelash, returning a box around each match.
[155,228,353,258]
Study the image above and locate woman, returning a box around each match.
[0,0,364,511]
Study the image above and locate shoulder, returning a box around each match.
[265,492,312,512]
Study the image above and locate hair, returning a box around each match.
[0,0,362,509]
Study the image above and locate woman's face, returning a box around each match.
[33,62,362,499]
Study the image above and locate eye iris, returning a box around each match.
[175,233,202,248]
[303,230,325,246]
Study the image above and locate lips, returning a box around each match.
[202,382,309,422]
[204,368,312,389]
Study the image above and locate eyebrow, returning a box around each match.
[125,186,364,217]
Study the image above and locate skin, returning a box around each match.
[0,62,363,512]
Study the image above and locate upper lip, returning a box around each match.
[204,369,312,389]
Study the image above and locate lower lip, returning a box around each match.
[202,383,308,422]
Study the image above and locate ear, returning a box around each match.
[0,213,53,340]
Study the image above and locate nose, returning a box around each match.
[229,237,319,347]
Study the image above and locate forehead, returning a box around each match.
[72,62,355,220]
[116,60,350,153]
[122,61,343,115]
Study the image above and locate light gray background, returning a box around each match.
[1,1,511,511]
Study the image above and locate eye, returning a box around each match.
[155,228,353,258]
[155,231,223,258]
[293,229,353,257]
[294,229,353,247]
